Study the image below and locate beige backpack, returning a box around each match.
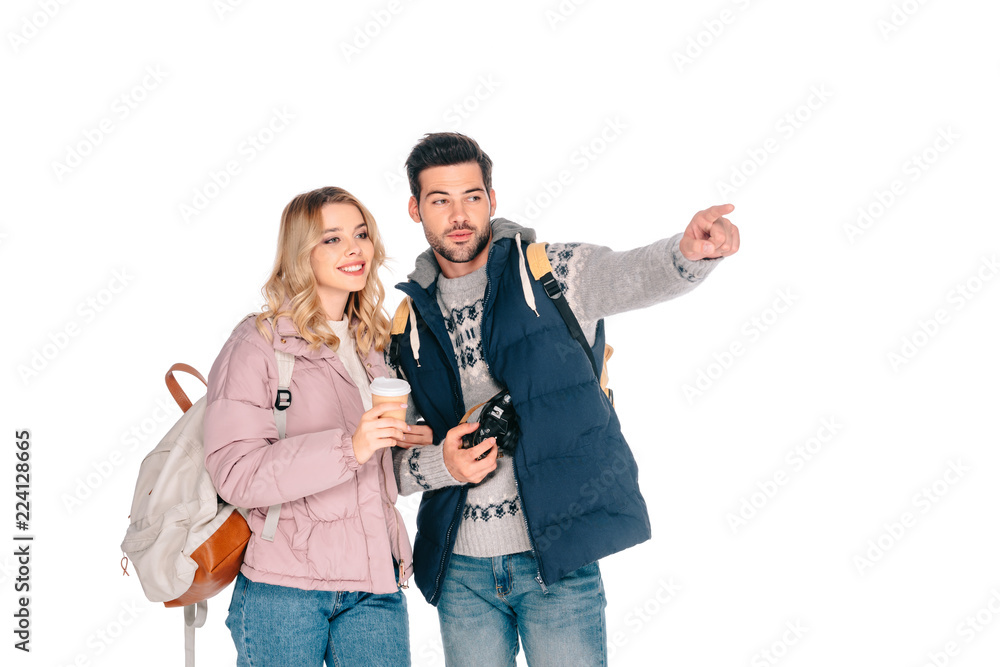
[121,344,292,666]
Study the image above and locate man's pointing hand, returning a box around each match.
[679,203,740,260]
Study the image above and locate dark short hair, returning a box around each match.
[405,132,493,199]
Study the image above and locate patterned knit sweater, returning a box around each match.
[392,220,721,557]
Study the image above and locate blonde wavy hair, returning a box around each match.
[256,186,391,355]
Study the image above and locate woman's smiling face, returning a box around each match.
[309,202,374,319]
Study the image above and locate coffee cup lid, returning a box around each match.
[370,377,410,397]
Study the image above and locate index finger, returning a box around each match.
[377,418,411,433]
[694,203,734,227]
[364,401,409,420]
[409,424,434,438]
[468,437,495,454]
[451,422,481,436]
[468,438,497,462]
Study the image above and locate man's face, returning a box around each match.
[408,161,496,278]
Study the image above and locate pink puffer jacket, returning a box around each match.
[203,315,412,594]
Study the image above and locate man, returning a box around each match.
[390,132,739,665]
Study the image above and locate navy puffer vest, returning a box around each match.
[395,236,651,605]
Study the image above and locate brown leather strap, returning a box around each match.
[460,400,486,425]
[165,363,207,413]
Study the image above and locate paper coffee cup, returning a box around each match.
[370,377,410,421]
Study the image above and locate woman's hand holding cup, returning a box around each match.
[352,401,411,465]
[353,377,432,462]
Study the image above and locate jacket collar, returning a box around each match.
[407,217,536,289]
[268,309,381,373]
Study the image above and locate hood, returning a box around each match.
[407,217,536,289]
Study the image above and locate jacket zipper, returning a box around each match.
[431,486,468,603]
[484,239,548,592]
[405,287,472,604]
[420,238,547,601]
[385,498,409,589]
[510,457,547,592]
[366,362,408,590]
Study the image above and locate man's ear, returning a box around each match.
[408,196,421,223]
[489,189,497,217]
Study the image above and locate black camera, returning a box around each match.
[462,390,519,459]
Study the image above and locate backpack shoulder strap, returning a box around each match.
[183,600,207,667]
[164,364,207,413]
[526,242,613,404]
[391,299,410,336]
[273,349,295,428]
[526,243,599,377]
[260,349,294,543]
[389,297,421,373]
[525,242,553,282]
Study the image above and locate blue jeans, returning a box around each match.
[437,552,607,667]
[226,572,410,666]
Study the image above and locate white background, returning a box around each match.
[3,0,999,665]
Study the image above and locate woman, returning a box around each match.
[204,186,431,666]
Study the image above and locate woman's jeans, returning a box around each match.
[437,552,607,666]
[226,571,410,667]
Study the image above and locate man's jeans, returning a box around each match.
[226,571,410,666]
[438,552,607,666]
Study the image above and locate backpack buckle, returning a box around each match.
[274,389,292,411]
[539,274,563,300]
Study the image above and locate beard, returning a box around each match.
[425,221,492,264]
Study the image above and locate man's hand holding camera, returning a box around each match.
[443,422,498,484]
